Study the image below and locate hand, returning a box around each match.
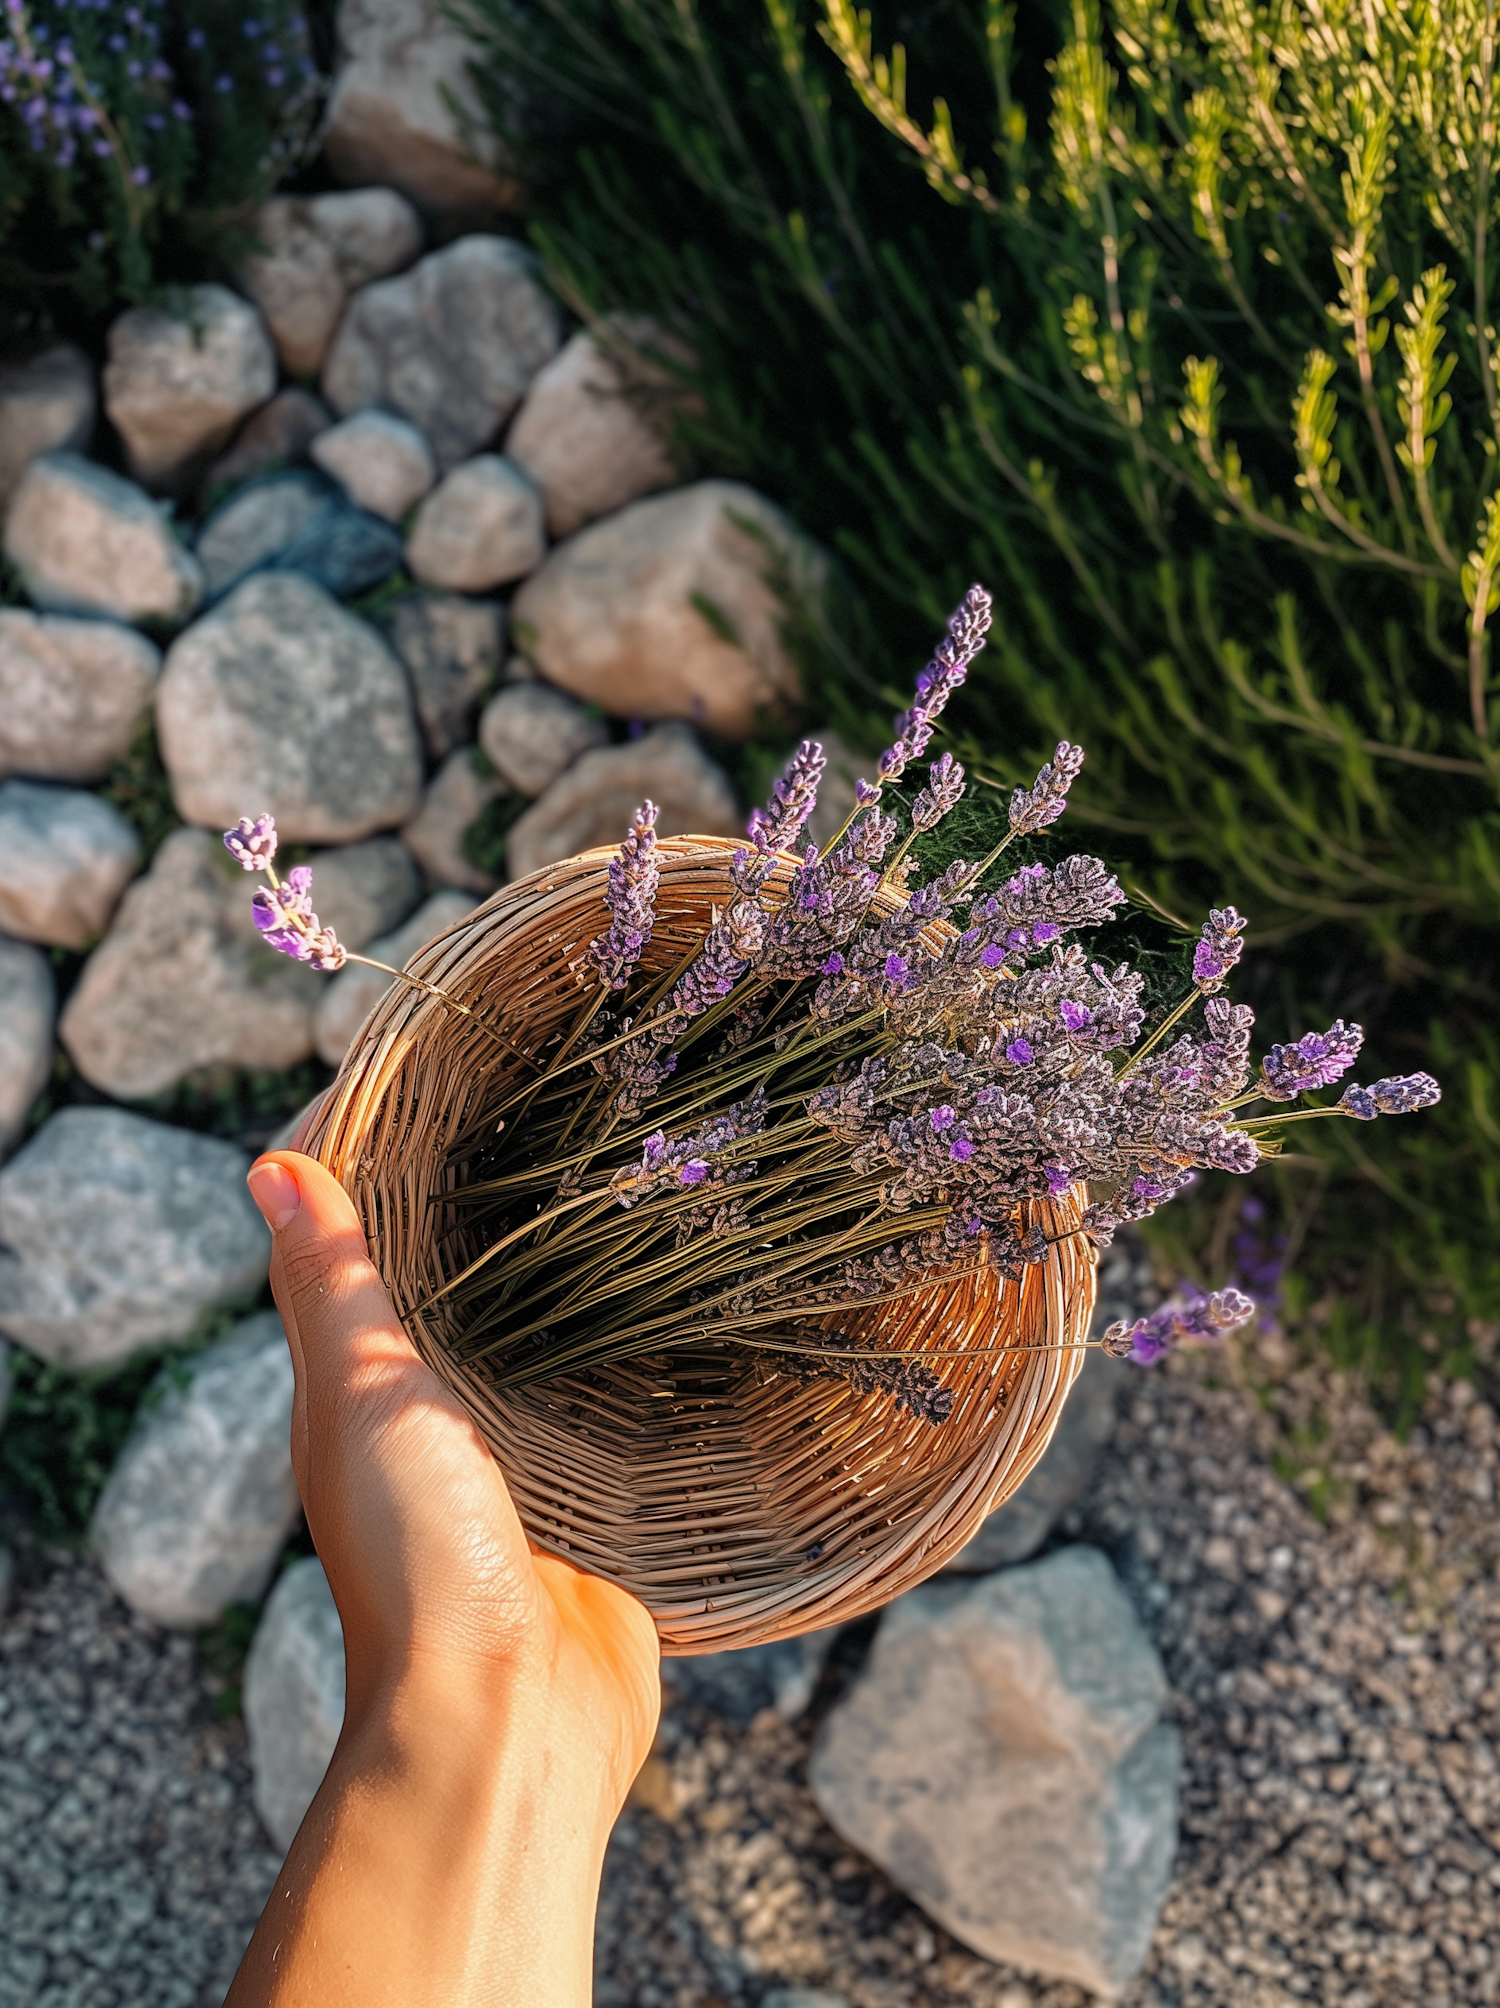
[226,1151,661,2008]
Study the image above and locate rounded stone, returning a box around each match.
[3,451,204,625]
[205,387,333,495]
[311,409,436,522]
[0,342,96,514]
[312,888,474,1064]
[478,681,606,797]
[243,1558,346,1851]
[156,572,424,844]
[404,454,544,591]
[103,285,277,491]
[401,748,507,895]
[240,188,423,376]
[194,473,330,600]
[385,592,503,759]
[0,610,160,784]
[0,779,141,949]
[0,935,55,1156]
[505,723,740,881]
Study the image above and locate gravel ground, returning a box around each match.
[2,1328,1497,2007]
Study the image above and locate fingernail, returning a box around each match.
[248,1159,301,1232]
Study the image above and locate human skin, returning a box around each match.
[224,1150,662,2008]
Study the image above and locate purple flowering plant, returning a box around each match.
[242,587,1443,1426]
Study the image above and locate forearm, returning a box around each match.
[226,1665,614,2008]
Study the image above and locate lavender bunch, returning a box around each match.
[368,589,1447,1430]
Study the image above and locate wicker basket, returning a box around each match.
[304,835,1098,1653]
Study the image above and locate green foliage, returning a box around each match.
[0,0,323,338]
[463,751,531,877]
[98,716,179,863]
[137,1055,333,1148]
[462,0,1500,1379]
[0,1297,256,1539]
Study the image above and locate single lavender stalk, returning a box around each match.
[875,585,992,787]
[225,825,351,973]
[748,740,827,853]
[1338,1073,1443,1119]
[589,799,660,990]
[911,751,966,832]
[1100,1286,1255,1364]
[1257,1021,1363,1101]
[1007,740,1085,837]
[1192,906,1247,993]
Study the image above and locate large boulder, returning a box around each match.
[809,1546,1180,1999]
[506,724,739,882]
[0,343,96,514]
[311,409,435,522]
[322,235,560,471]
[510,481,816,739]
[478,681,605,798]
[244,1558,347,1852]
[0,780,141,949]
[385,593,503,759]
[401,748,506,895]
[0,1108,268,1369]
[240,188,424,376]
[506,318,692,537]
[313,889,474,1064]
[3,452,204,625]
[103,286,277,492]
[206,388,332,494]
[322,0,520,221]
[58,827,321,1099]
[0,610,159,784]
[404,454,544,591]
[0,937,55,1156]
[944,1351,1123,1572]
[156,572,424,843]
[91,1312,300,1629]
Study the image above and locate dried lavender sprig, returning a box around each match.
[1193,906,1247,993]
[911,751,966,832]
[1008,740,1085,837]
[875,585,992,787]
[1257,1020,1363,1101]
[748,740,827,853]
[1100,1286,1255,1365]
[1338,1073,1443,1119]
[224,813,277,872]
[589,799,660,990]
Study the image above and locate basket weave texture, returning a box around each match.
[305,836,1098,1653]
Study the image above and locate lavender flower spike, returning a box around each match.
[1339,1072,1441,1119]
[589,799,660,989]
[911,751,966,832]
[1193,905,1247,993]
[1259,1020,1363,1101]
[1008,741,1085,837]
[876,585,992,786]
[224,813,277,872]
[748,740,826,852]
[1100,1285,1255,1364]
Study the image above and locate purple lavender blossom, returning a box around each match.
[589,799,660,989]
[223,812,277,872]
[1193,906,1247,992]
[875,586,992,786]
[1101,1286,1255,1364]
[1006,1037,1034,1066]
[911,752,966,832]
[1339,1072,1441,1119]
[748,740,826,852]
[1258,1019,1363,1100]
[1008,741,1086,837]
[1059,998,1093,1032]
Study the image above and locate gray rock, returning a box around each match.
[240,188,424,376]
[0,936,55,1155]
[511,480,817,739]
[273,498,406,600]
[760,1994,854,2008]
[0,609,160,784]
[809,1546,1180,1998]
[322,235,560,470]
[3,451,204,624]
[0,780,141,949]
[386,592,503,758]
[0,1337,10,1426]
[205,388,333,494]
[195,473,329,599]
[401,747,506,895]
[944,1351,1123,1572]
[405,453,545,590]
[91,1311,300,1629]
[507,724,739,882]
[156,571,424,843]
[58,827,320,1099]
[0,342,95,513]
[313,888,474,1064]
[323,0,520,221]
[478,681,606,797]
[103,286,277,492]
[662,1625,842,1728]
[307,835,422,949]
[311,408,435,521]
[506,317,691,536]
[243,1557,346,1852]
[0,1107,268,1369]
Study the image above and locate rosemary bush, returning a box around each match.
[0,0,323,330]
[462,0,1500,1391]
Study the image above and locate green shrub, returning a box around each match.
[0,0,323,333]
[462,0,1499,1393]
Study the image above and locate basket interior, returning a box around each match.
[306,838,1097,1651]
